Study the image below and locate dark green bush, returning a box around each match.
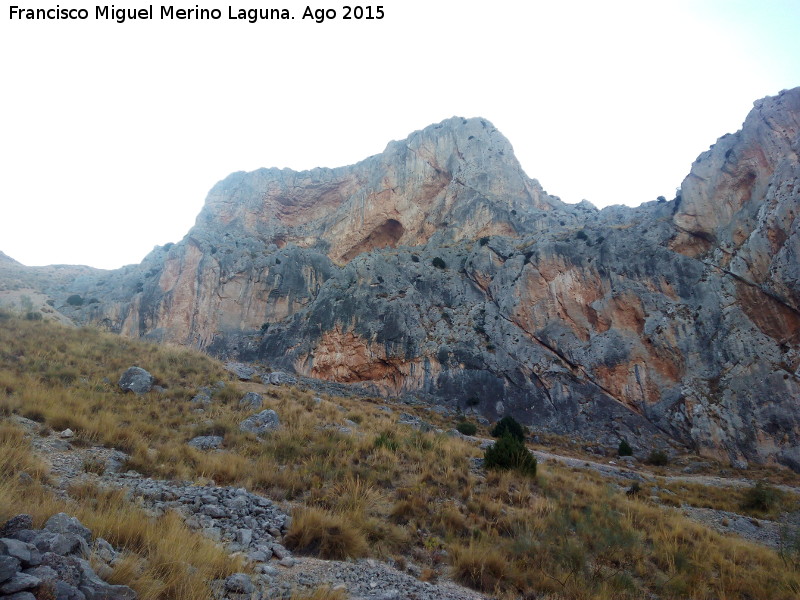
[576,230,589,241]
[432,257,447,269]
[646,450,669,466]
[618,439,633,457]
[741,481,780,512]
[25,312,42,321]
[484,434,537,476]
[66,294,84,306]
[479,237,490,246]
[374,431,398,452]
[491,416,525,442]
[465,396,480,407]
[456,421,477,436]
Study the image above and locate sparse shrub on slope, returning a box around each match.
[645,449,669,466]
[490,415,525,442]
[484,434,537,476]
[456,421,477,436]
[742,480,781,512]
[451,543,510,592]
[66,294,84,306]
[284,506,367,560]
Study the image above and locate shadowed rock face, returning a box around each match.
[16,90,800,469]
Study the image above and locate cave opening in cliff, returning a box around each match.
[341,218,405,262]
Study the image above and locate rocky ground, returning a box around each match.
[14,415,489,600]
[12,405,800,599]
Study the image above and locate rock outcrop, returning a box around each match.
[8,89,800,470]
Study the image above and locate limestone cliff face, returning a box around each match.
[49,89,800,469]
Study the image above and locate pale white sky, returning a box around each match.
[1,0,798,269]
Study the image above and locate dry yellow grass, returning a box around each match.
[0,424,242,600]
[2,314,800,599]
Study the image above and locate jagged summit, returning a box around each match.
[192,115,563,265]
[8,88,800,472]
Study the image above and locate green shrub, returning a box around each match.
[646,449,669,466]
[618,439,633,457]
[374,431,398,452]
[66,294,84,306]
[484,434,537,476]
[25,312,42,321]
[456,422,477,436]
[432,257,447,269]
[491,416,525,442]
[576,230,589,241]
[741,481,780,512]
[479,237,490,246]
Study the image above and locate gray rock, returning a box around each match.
[236,529,252,546]
[77,557,136,600]
[0,555,20,583]
[190,388,213,405]
[239,410,281,436]
[22,564,58,581]
[39,553,82,586]
[5,592,37,600]
[0,515,32,539]
[239,392,263,410]
[92,539,116,564]
[44,515,92,544]
[226,362,256,380]
[54,580,87,600]
[187,436,224,450]
[0,572,41,593]
[265,372,297,386]
[270,544,289,560]
[0,538,40,566]
[224,573,254,594]
[202,505,227,519]
[117,367,153,395]
[33,531,86,557]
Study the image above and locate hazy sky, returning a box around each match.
[1,0,798,269]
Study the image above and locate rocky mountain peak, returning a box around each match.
[192,116,560,265]
[12,88,800,472]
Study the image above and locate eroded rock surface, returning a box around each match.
[7,89,800,469]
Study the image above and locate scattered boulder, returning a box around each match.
[44,514,91,544]
[224,573,254,595]
[398,413,434,433]
[0,515,136,599]
[0,515,32,539]
[187,436,224,450]
[239,392,263,410]
[239,410,281,436]
[226,362,256,381]
[117,367,154,395]
[0,555,20,583]
[264,372,297,386]
[191,387,213,406]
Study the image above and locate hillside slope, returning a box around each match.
[5,88,800,471]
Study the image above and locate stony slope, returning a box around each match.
[6,88,800,470]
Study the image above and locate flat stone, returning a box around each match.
[0,572,41,594]
[187,436,224,450]
[0,555,20,583]
[44,514,92,543]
